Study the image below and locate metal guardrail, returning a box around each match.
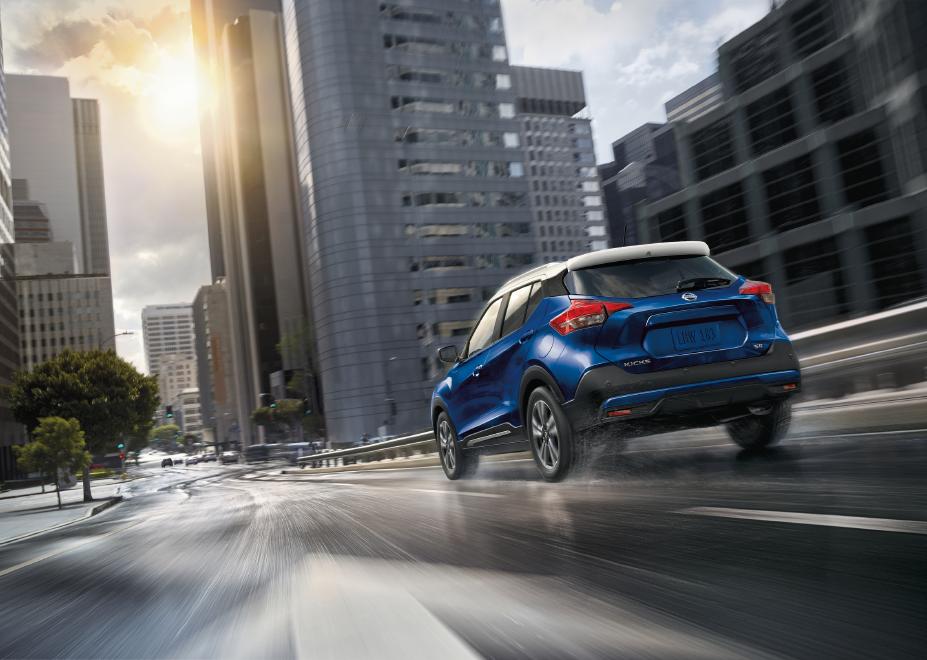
[296,301,926,470]
[297,431,435,468]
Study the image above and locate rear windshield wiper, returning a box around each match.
[676,277,731,292]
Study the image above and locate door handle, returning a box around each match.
[518,330,535,344]
[473,365,484,377]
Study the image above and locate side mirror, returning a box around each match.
[438,345,460,364]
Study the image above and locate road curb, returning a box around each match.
[0,495,124,548]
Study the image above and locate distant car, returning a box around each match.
[161,457,173,468]
[203,454,217,463]
[431,241,801,481]
[220,451,240,464]
[186,456,199,465]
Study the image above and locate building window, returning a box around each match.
[864,217,924,310]
[699,182,752,252]
[837,129,890,209]
[790,0,836,58]
[811,58,855,125]
[746,86,798,156]
[762,154,821,232]
[729,25,781,94]
[655,206,688,242]
[783,237,850,328]
[691,117,736,181]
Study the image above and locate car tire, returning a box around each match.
[527,387,576,482]
[725,400,791,450]
[436,412,477,480]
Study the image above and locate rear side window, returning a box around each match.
[525,282,543,319]
[501,284,532,337]
[566,256,735,299]
[467,298,503,357]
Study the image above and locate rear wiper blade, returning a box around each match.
[676,277,731,292]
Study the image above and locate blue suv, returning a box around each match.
[431,242,801,481]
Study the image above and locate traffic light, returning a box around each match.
[165,405,173,419]
[270,398,277,409]
[303,397,311,415]
[116,442,125,450]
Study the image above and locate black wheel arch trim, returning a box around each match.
[519,364,567,426]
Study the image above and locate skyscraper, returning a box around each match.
[141,303,196,376]
[281,0,535,443]
[511,66,607,261]
[73,98,111,274]
[0,8,24,483]
[6,75,85,272]
[598,123,681,247]
[637,0,927,329]
[193,4,310,448]
[190,0,282,282]
[193,280,238,448]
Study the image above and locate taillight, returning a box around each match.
[739,280,775,304]
[550,299,632,335]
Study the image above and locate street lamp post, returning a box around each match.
[99,330,134,350]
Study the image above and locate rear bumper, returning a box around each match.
[563,340,801,431]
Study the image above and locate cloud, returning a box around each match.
[3,0,209,373]
[502,0,769,161]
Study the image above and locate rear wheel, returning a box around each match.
[436,412,477,480]
[725,400,791,450]
[527,387,576,481]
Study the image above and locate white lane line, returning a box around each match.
[678,506,927,535]
[0,518,145,580]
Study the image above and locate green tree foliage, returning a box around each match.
[9,349,159,502]
[149,424,181,449]
[14,417,91,510]
[251,407,275,427]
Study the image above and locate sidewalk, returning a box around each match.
[0,479,123,545]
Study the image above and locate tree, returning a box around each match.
[251,407,275,427]
[9,349,159,502]
[149,424,181,449]
[14,417,91,510]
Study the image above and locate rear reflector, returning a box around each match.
[739,280,775,304]
[550,299,632,335]
[782,383,798,391]
[606,409,632,417]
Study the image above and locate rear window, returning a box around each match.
[565,256,736,299]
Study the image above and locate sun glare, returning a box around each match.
[140,45,200,144]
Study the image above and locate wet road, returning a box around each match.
[0,406,925,659]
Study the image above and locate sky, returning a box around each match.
[0,0,768,373]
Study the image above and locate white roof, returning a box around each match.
[566,241,710,271]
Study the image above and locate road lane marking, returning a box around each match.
[0,518,144,580]
[678,506,927,535]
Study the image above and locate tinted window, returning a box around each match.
[466,298,503,356]
[501,285,531,337]
[566,256,735,299]
[525,282,543,320]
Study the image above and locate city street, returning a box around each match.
[0,403,925,659]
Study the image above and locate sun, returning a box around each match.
[139,43,201,144]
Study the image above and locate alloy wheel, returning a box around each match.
[531,400,560,470]
[438,419,456,471]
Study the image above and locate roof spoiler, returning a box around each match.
[566,241,710,271]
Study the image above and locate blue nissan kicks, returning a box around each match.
[431,241,801,481]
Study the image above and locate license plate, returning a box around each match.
[671,322,721,351]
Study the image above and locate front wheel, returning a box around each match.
[435,412,477,480]
[527,387,577,481]
[725,400,791,450]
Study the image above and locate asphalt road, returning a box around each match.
[0,405,925,659]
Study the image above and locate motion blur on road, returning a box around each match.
[1,395,926,659]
